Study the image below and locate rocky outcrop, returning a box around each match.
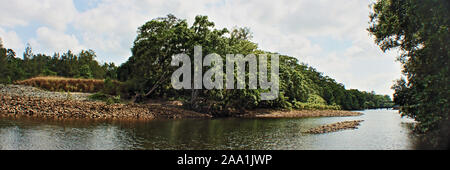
[305,120,364,134]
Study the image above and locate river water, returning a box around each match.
[0,109,423,150]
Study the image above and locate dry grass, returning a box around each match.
[15,76,108,93]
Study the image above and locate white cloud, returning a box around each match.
[0,28,24,51]
[0,0,77,31]
[29,27,84,54]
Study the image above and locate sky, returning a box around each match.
[0,0,402,95]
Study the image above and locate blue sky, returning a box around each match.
[0,0,402,95]
[73,0,101,12]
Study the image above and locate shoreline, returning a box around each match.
[0,84,363,121]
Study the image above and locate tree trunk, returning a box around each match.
[190,77,200,109]
[144,73,170,97]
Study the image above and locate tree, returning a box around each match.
[79,64,93,79]
[78,50,105,79]
[0,39,115,84]
[117,14,395,113]
[120,14,191,100]
[369,0,449,147]
[104,62,118,79]
[0,38,25,83]
[0,38,8,83]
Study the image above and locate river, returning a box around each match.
[0,109,423,150]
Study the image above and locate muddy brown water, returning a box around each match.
[0,109,428,150]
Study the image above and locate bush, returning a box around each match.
[293,101,340,110]
[307,94,327,105]
[102,77,120,95]
[106,98,115,105]
[89,92,121,104]
[88,92,109,101]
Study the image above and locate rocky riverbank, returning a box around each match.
[0,84,362,121]
[0,84,211,120]
[305,120,364,134]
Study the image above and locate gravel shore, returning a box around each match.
[0,84,211,120]
[0,84,90,101]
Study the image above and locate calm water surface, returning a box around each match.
[0,109,422,150]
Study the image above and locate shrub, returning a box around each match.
[106,98,114,105]
[88,92,109,101]
[307,94,327,105]
[89,92,121,104]
[293,101,340,110]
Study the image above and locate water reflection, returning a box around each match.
[0,110,428,150]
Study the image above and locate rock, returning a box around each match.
[305,120,364,134]
[0,84,211,121]
[0,84,91,101]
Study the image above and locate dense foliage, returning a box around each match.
[117,14,393,115]
[368,0,449,135]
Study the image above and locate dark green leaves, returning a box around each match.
[369,0,449,136]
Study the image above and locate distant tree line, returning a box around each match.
[0,41,117,84]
